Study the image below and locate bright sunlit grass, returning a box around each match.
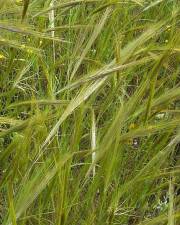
[0,0,180,225]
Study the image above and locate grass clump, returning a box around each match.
[0,0,180,224]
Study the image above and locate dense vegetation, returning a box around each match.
[0,0,180,224]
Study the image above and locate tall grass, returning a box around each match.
[0,0,180,224]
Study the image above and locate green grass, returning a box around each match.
[0,0,180,224]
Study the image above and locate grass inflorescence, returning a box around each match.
[0,0,180,225]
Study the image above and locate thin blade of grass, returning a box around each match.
[69,7,112,80]
[21,0,30,22]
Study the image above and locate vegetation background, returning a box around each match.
[0,0,180,224]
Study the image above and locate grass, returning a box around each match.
[0,0,180,224]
